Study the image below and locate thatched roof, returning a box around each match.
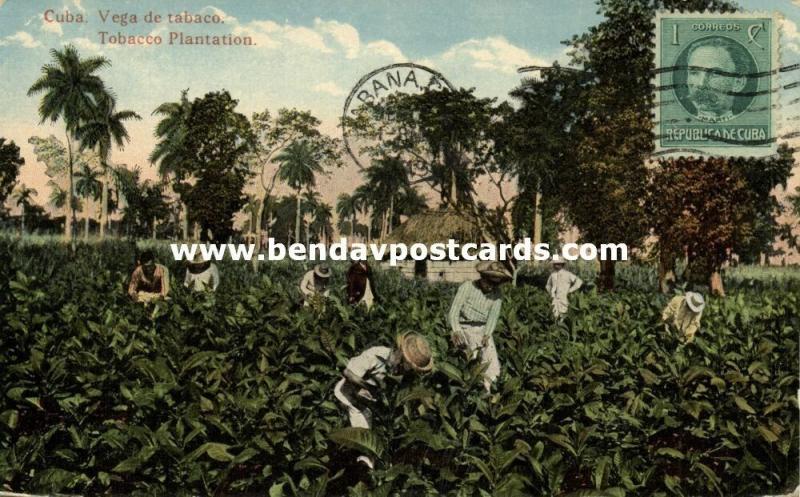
[382,209,483,245]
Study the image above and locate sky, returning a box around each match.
[0,0,798,224]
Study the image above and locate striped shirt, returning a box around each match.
[448,281,502,338]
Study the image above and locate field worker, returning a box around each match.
[448,261,511,392]
[545,255,583,320]
[184,252,220,292]
[661,291,705,343]
[128,250,170,303]
[346,260,376,309]
[300,264,331,306]
[333,333,433,469]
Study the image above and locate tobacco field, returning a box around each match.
[0,239,798,497]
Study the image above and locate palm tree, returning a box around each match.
[75,163,101,239]
[150,89,191,238]
[75,92,141,239]
[27,44,111,248]
[364,156,409,238]
[310,201,333,245]
[336,192,359,241]
[12,184,38,236]
[353,184,375,244]
[242,194,261,234]
[275,140,324,244]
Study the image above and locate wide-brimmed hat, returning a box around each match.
[396,333,433,373]
[476,261,512,281]
[685,292,705,313]
[188,252,211,266]
[551,254,566,266]
[313,265,331,278]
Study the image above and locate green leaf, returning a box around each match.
[655,447,684,459]
[757,425,779,443]
[0,409,19,429]
[734,395,756,415]
[269,482,285,497]
[328,427,384,457]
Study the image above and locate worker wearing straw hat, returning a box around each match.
[545,254,583,321]
[184,252,220,292]
[333,332,433,469]
[662,291,706,343]
[448,261,511,392]
[299,264,331,306]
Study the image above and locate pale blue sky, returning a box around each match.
[0,0,798,207]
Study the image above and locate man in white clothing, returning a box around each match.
[448,261,511,392]
[333,332,433,469]
[545,255,583,320]
[184,253,220,292]
[299,264,331,306]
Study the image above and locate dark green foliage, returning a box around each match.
[0,138,24,210]
[0,240,797,496]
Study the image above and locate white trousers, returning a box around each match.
[334,378,371,429]
[460,325,500,390]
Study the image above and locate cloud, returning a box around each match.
[441,36,546,74]
[781,18,800,54]
[313,81,346,97]
[315,18,360,58]
[0,31,42,48]
[41,19,63,36]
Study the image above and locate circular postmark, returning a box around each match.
[672,35,758,123]
[342,63,455,170]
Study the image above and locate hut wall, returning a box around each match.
[379,259,482,283]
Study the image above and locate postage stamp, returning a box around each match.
[653,11,779,157]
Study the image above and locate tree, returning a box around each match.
[27,44,111,248]
[248,108,341,255]
[182,90,254,242]
[151,89,192,238]
[336,193,359,240]
[74,163,101,239]
[12,184,38,235]
[112,165,169,238]
[648,147,795,295]
[75,92,141,238]
[344,88,519,263]
[275,140,325,244]
[363,155,412,238]
[0,139,24,209]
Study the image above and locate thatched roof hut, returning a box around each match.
[383,209,483,245]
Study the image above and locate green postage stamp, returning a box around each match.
[654,12,779,157]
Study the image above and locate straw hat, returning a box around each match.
[476,261,512,281]
[396,333,433,373]
[313,264,331,278]
[188,252,211,266]
[551,254,566,266]
[684,292,705,313]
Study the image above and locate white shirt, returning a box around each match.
[184,263,220,292]
[545,269,582,317]
[300,270,330,299]
[344,346,392,388]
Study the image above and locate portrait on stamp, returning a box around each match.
[654,13,778,156]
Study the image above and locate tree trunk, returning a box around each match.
[252,195,266,272]
[658,247,676,294]
[450,169,457,206]
[295,191,302,245]
[20,204,25,236]
[100,167,108,239]
[65,132,76,250]
[598,259,616,292]
[533,189,543,245]
[387,195,394,234]
[84,199,90,240]
[367,210,372,245]
[152,215,157,240]
[709,270,725,297]
[350,212,355,242]
[182,202,189,239]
